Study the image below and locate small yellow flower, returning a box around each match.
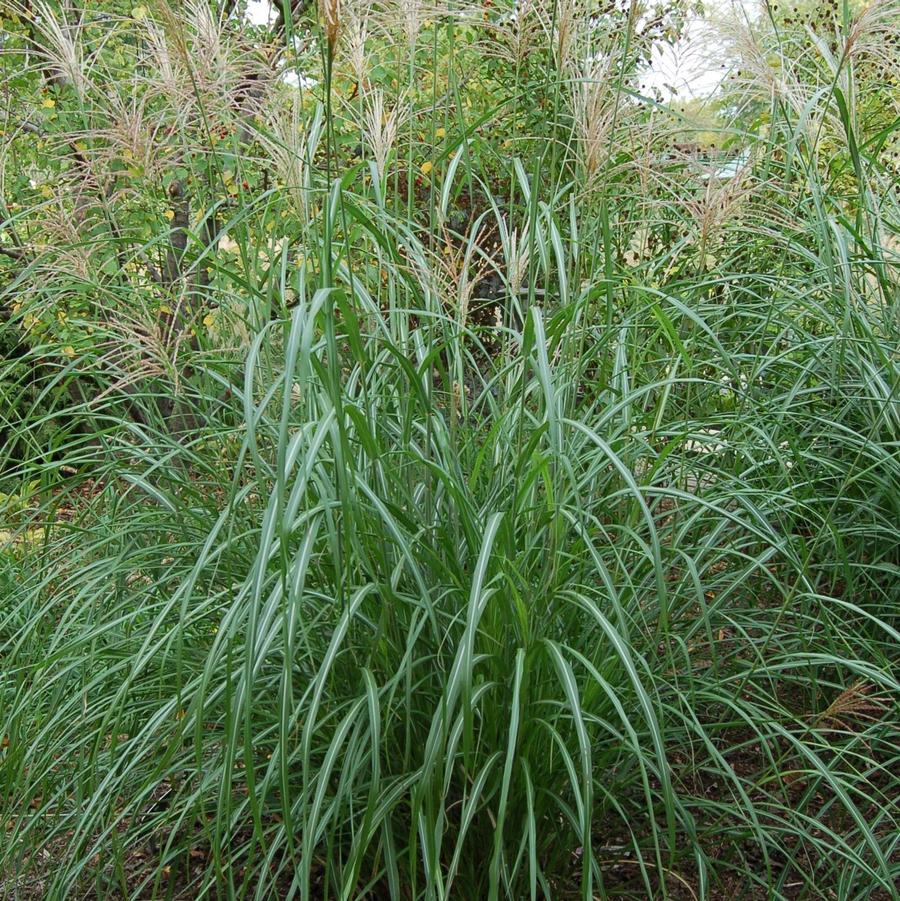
[420,161,433,176]
[163,209,175,221]
[41,97,55,109]
[39,185,53,199]
[435,127,446,139]
[62,345,75,357]
[203,313,215,327]
[74,141,88,153]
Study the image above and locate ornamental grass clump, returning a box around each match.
[0,0,898,898]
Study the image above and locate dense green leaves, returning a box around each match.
[1,0,899,898]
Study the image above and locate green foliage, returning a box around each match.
[1,0,899,898]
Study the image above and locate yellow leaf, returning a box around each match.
[132,5,148,20]
[62,345,75,357]
[203,313,214,327]
[163,209,175,221]
[41,97,55,109]
[74,141,88,153]
[420,160,433,176]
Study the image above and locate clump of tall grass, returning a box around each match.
[1,0,898,898]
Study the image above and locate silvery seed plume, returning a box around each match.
[256,93,324,223]
[363,87,407,183]
[846,0,900,114]
[721,16,822,137]
[390,0,446,50]
[538,0,583,69]
[344,4,372,87]
[506,225,531,300]
[142,18,189,113]
[182,0,241,105]
[570,53,617,179]
[28,0,91,100]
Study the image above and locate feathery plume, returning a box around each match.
[256,93,324,222]
[362,88,407,183]
[343,2,372,87]
[570,53,617,179]
[29,1,90,100]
